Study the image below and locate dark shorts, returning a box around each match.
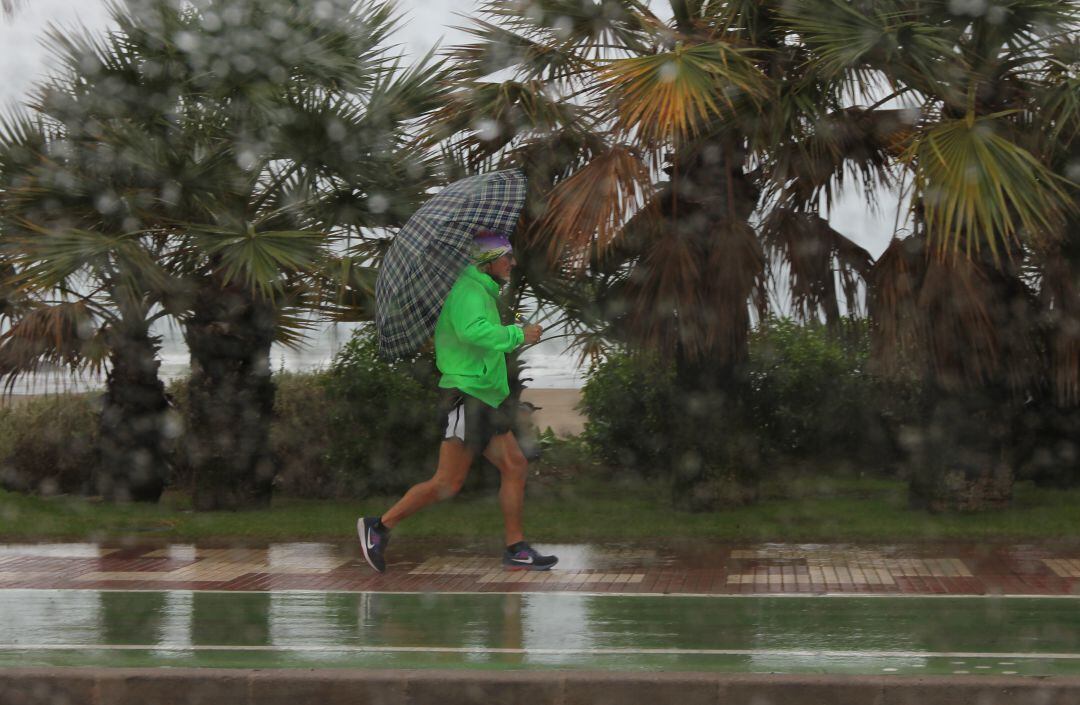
[438,389,514,455]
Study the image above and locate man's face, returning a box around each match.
[487,253,515,284]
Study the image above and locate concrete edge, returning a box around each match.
[1,668,1080,705]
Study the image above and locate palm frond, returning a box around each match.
[200,225,326,299]
[907,115,1074,261]
[310,254,379,322]
[761,210,872,323]
[5,224,144,291]
[478,0,657,57]
[601,40,767,146]
[1040,38,1080,145]
[427,80,589,172]
[448,18,591,81]
[779,0,954,95]
[765,107,911,211]
[531,144,653,266]
[0,301,107,386]
[273,304,321,348]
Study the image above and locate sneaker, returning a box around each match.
[502,542,558,571]
[358,517,390,573]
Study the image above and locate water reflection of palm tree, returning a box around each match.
[99,591,166,647]
[497,594,524,666]
[191,549,272,647]
[191,592,272,647]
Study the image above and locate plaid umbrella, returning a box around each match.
[375,169,528,359]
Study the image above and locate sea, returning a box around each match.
[2,321,587,396]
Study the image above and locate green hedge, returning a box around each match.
[319,327,441,496]
[580,318,919,507]
[746,317,916,465]
[0,395,99,496]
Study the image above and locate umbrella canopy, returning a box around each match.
[375,169,528,359]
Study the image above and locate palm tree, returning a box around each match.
[784,0,1080,508]
[0,84,184,503]
[430,0,890,506]
[144,0,449,510]
[1,0,449,509]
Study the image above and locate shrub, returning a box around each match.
[579,350,676,477]
[747,317,911,467]
[581,348,765,509]
[0,394,99,495]
[270,372,338,498]
[321,327,441,496]
[580,318,922,509]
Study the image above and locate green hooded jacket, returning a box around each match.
[435,265,525,408]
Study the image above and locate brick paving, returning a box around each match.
[1,541,1078,595]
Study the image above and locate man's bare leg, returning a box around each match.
[482,431,528,546]
[380,440,474,529]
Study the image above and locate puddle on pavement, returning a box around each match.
[0,589,1078,675]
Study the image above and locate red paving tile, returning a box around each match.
[3,541,1080,596]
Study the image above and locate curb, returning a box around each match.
[2,668,1080,705]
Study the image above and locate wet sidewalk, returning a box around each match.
[0,540,1078,595]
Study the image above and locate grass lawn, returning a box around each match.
[2,471,1079,544]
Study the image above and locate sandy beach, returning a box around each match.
[521,388,585,437]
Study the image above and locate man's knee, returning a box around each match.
[500,454,528,483]
[433,475,465,500]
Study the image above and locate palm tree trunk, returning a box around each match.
[907,387,1015,512]
[184,285,276,511]
[666,143,763,510]
[96,327,171,503]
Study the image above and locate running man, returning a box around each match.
[358,230,558,574]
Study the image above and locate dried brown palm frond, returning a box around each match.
[700,218,766,364]
[917,256,1003,391]
[761,210,873,324]
[867,236,925,375]
[765,107,912,212]
[620,209,764,365]
[531,144,653,266]
[0,300,107,391]
[870,234,1040,393]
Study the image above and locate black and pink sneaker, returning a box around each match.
[502,542,558,571]
[358,517,390,573]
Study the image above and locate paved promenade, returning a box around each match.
[1,540,1077,595]
[4,540,1080,702]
